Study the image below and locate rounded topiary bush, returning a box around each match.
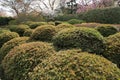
[30,25,56,42]
[96,26,118,37]
[56,23,74,32]
[48,22,55,25]
[53,27,105,54]
[104,32,120,68]
[0,29,10,34]
[28,50,120,80]
[0,37,29,63]
[68,19,85,24]
[29,22,47,29]
[2,42,55,80]
[8,25,30,36]
[23,29,33,37]
[0,32,19,48]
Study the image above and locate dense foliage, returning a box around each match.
[0,17,14,26]
[79,7,120,24]
[0,29,10,34]
[0,37,29,63]
[23,29,33,37]
[0,32,19,48]
[96,26,118,37]
[53,27,105,54]
[68,19,85,24]
[2,42,55,80]
[27,22,47,29]
[0,1,120,79]
[55,23,75,32]
[8,25,30,36]
[30,25,56,42]
[55,21,62,26]
[104,32,120,68]
[29,50,120,80]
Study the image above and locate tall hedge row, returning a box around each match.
[54,14,79,21]
[79,7,120,24]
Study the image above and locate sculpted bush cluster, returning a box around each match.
[8,25,30,36]
[0,17,120,80]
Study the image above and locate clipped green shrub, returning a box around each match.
[0,32,19,48]
[55,21,62,26]
[0,37,29,63]
[30,25,56,42]
[23,29,33,37]
[8,25,30,36]
[23,21,33,25]
[68,19,85,24]
[28,22,47,29]
[48,22,55,25]
[104,32,120,67]
[2,42,55,80]
[96,26,118,37]
[53,27,105,54]
[29,50,120,80]
[80,7,120,24]
[56,23,74,32]
[8,20,18,25]
[0,29,10,34]
[0,37,29,79]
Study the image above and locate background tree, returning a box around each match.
[0,0,34,16]
[77,0,114,13]
[0,9,7,17]
[66,0,78,14]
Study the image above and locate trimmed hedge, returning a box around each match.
[56,23,74,32]
[0,32,19,48]
[30,25,56,42]
[0,37,29,63]
[0,29,10,34]
[8,25,30,36]
[23,29,33,37]
[29,50,120,80]
[96,26,118,37]
[68,19,85,24]
[104,32,120,68]
[53,27,105,54]
[79,7,120,24]
[28,22,47,29]
[2,42,55,80]
[48,22,55,26]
